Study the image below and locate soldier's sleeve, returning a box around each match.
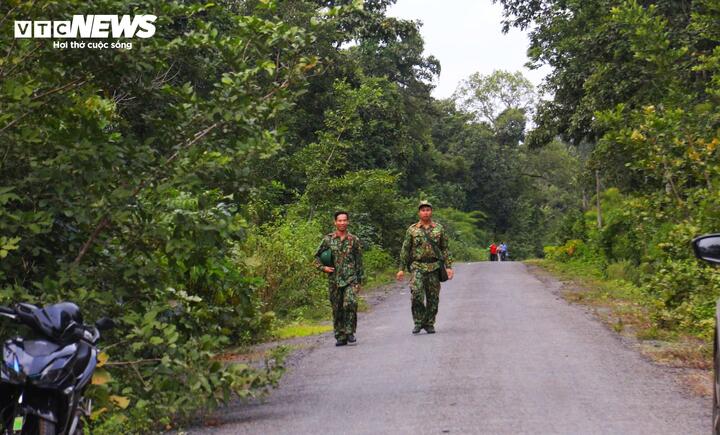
[399,227,412,271]
[441,227,453,268]
[355,238,364,285]
[313,236,329,271]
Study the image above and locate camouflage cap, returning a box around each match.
[418,200,433,209]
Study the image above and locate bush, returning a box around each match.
[543,187,720,341]
[241,217,330,321]
[606,260,641,285]
[543,239,586,262]
[432,207,487,262]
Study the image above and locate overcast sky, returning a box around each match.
[386,0,551,99]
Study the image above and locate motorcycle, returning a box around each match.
[0,302,115,434]
[691,233,720,435]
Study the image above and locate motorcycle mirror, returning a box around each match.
[692,234,720,265]
[95,317,117,331]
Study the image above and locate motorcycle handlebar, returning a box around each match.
[67,324,100,344]
[88,326,100,343]
[0,306,16,315]
[0,305,17,321]
[1,303,112,343]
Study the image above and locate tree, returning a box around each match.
[495,107,528,147]
[0,0,324,429]
[453,69,536,127]
[495,0,698,149]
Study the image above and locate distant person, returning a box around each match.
[397,200,454,334]
[499,242,508,261]
[314,211,364,347]
[489,243,498,261]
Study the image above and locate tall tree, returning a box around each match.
[453,69,536,128]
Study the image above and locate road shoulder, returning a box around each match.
[525,260,713,399]
[187,278,406,431]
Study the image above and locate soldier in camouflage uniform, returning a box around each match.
[397,201,454,334]
[314,211,364,346]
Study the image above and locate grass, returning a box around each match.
[357,296,370,313]
[364,267,396,290]
[273,322,333,340]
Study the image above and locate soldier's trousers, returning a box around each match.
[410,269,441,327]
[329,284,358,339]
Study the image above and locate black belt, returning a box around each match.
[416,258,438,263]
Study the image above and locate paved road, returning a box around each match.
[194,262,709,434]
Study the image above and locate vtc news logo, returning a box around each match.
[14,15,157,39]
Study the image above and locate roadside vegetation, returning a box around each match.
[503,0,720,364]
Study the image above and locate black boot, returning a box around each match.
[412,325,422,334]
[424,325,435,334]
[335,337,347,346]
[347,334,357,344]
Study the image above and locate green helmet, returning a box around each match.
[319,248,333,267]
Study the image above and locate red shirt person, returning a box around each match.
[489,243,498,261]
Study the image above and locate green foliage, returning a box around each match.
[544,187,720,341]
[432,208,488,261]
[362,246,396,287]
[0,0,337,431]
[242,217,329,321]
[454,70,536,127]
[512,141,584,256]
[543,239,605,271]
[315,170,411,250]
[606,260,641,286]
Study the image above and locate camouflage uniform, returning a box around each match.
[399,222,453,328]
[314,232,364,340]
